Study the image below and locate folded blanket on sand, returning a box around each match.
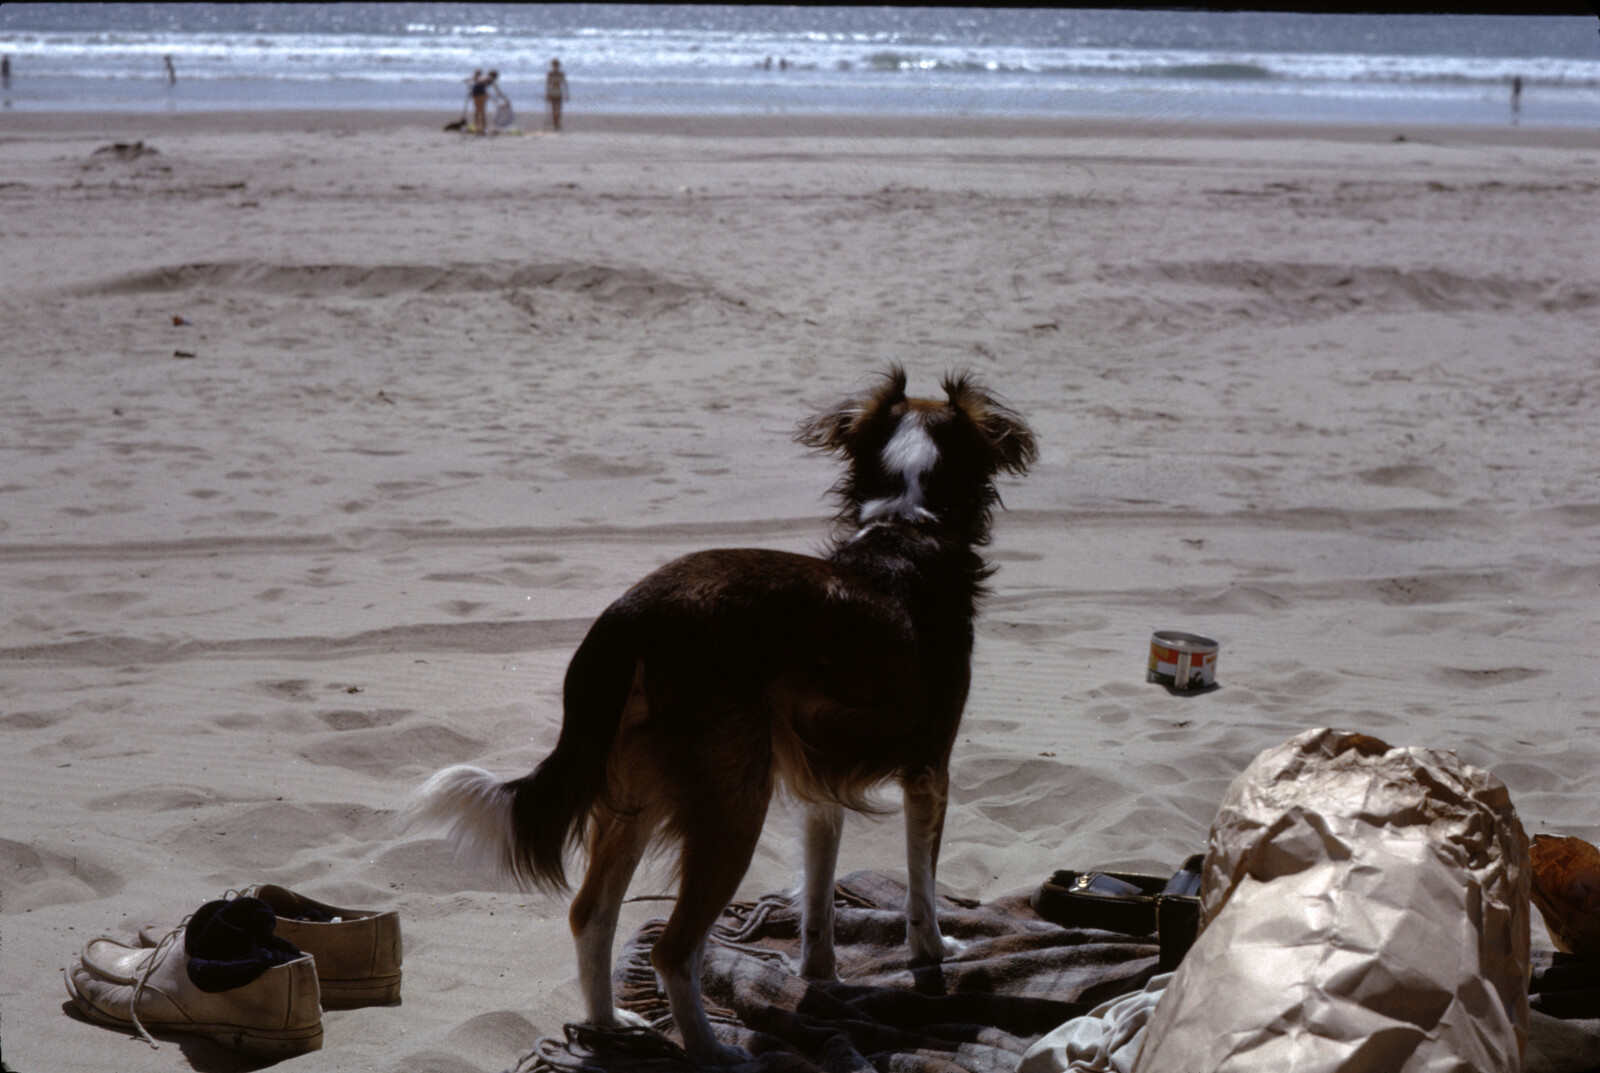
[513,871,1160,1073]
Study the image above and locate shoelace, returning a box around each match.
[127,887,248,1048]
[128,923,183,1048]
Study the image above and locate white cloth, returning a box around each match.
[1019,973,1172,1073]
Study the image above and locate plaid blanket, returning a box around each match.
[513,871,1159,1073]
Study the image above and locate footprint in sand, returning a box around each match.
[555,453,665,479]
[1356,463,1457,497]
[0,837,125,913]
[298,721,489,778]
[317,708,412,731]
[254,678,316,701]
[1430,666,1547,689]
[87,785,247,812]
[0,709,72,731]
[63,591,147,612]
[164,802,387,871]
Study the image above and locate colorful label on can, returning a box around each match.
[1147,638,1218,690]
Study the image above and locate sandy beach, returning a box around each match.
[3,108,1598,1071]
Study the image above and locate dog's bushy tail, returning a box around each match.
[406,612,639,894]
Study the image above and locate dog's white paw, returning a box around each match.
[799,948,838,981]
[608,1007,653,1030]
[908,930,966,966]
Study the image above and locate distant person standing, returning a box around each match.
[2,56,11,92]
[545,59,569,131]
[468,69,491,133]
[1511,75,1522,123]
[164,54,176,86]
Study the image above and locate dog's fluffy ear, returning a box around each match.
[796,365,908,454]
[943,371,1038,476]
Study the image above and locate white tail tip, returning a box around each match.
[403,765,519,884]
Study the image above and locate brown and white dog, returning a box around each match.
[408,366,1035,1064]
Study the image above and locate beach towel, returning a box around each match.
[512,870,1160,1073]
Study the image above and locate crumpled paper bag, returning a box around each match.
[1133,727,1530,1073]
[1530,834,1600,957]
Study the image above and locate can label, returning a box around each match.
[1147,631,1219,691]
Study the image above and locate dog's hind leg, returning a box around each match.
[799,803,843,980]
[902,766,963,964]
[651,808,767,1064]
[569,811,653,1028]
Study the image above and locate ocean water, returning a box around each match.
[2,3,1597,126]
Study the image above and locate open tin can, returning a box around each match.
[1147,631,1219,692]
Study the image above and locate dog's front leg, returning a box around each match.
[902,768,963,964]
[799,803,843,980]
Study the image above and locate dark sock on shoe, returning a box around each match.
[185,896,304,993]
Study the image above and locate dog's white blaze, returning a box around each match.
[859,416,939,525]
[881,414,939,479]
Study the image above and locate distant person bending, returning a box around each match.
[487,70,515,133]
[545,59,569,131]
